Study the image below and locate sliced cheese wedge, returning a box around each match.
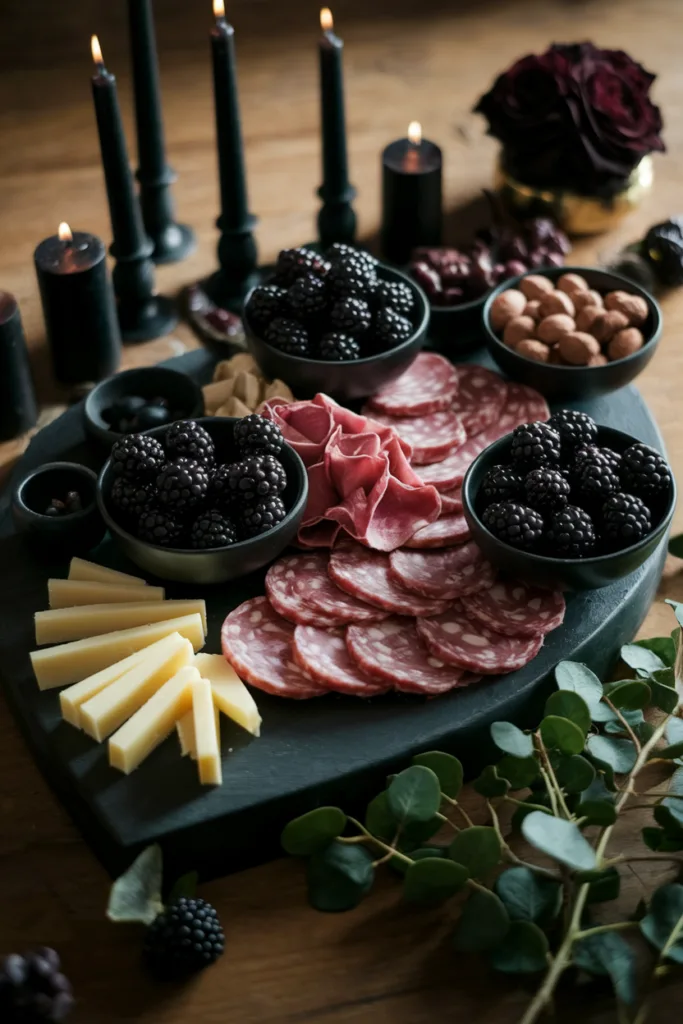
[177,704,220,759]
[108,665,199,773]
[80,633,193,741]
[194,653,261,737]
[49,579,165,609]
[191,677,222,785]
[68,558,146,587]
[31,613,205,689]
[35,599,207,644]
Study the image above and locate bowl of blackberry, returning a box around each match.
[243,244,429,401]
[462,410,675,590]
[97,415,308,585]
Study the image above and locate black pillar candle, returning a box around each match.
[90,34,178,342]
[317,7,356,248]
[127,0,195,265]
[0,292,37,440]
[381,122,443,266]
[34,224,121,387]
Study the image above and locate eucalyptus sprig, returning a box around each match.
[281,602,683,1024]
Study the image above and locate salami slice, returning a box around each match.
[451,365,507,437]
[266,556,341,628]
[462,580,565,638]
[346,618,470,694]
[503,382,550,430]
[328,539,451,617]
[293,626,388,696]
[363,409,466,465]
[389,542,497,600]
[221,597,326,698]
[416,603,542,674]
[405,514,471,549]
[439,488,463,515]
[366,353,458,417]
[413,421,512,491]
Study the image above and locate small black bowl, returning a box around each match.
[243,263,429,401]
[97,417,308,585]
[462,426,676,590]
[84,366,204,448]
[12,462,106,557]
[482,266,662,400]
[429,293,488,356]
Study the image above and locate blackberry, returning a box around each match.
[602,492,652,548]
[327,256,378,299]
[143,897,224,978]
[481,501,544,550]
[329,296,372,335]
[548,409,598,452]
[156,459,210,511]
[641,219,683,287]
[111,433,165,482]
[574,460,620,505]
[273,247,330,287]
[326,243,377,271]
[0,947,74,1024]
[374,279,415,316]
[134,404,172,431]
[223,455,287,503]
[234,414,284,457]
[165,420,215,467]
[245,284,286,330]
[286,273,328,322]
[480,464,523,505]
[510,422,561,470]
[620,443,672,501]
[374,307,413,347]
[318,332,361,361]
[137,508,184,546]
[545,505,596,558]
[569,444,621,487]
[264,317,310,357]
[190,509,238,549]
[110,477,155,519]
[241,496,287,536]
[524,468,570,513]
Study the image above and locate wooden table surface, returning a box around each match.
[2,0,683,1020]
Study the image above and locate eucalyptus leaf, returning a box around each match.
[474,764,510,798]
[602,679,651,711]
[555,661,603,712]
[390,846,445,876]
[642,826,683,852]
[553,754,595,794]
[540,715,585,755]
[651,680,680,714]
[453,889,510,952]
[387,765,442,825]
[585,867,621,904]
[521,812,597,872]
[489,920,549,974]
[281,807,347,856]
[168,871,198,902]
[573,931,637,1005]
[497,755,539,790]
[653,804,683,835]
[510,801,552,831]
[621,643,666,676]
[307,842,374,913]
[490,721,534,759]
[576,799,617,827]
[403,857,468,905]
[591,702,620,723]
[668,533,683,559]
[662,767,683,829]
[586,735,637,774]
[544,691,591,734]
[494,866,561,925]
[412,751,463,798]
[577,773,615,820]
[640,883,683,963]
[106,844,164,925]
[448,826,501,879]
[666,599,683,631]
[364,792,397,843]
[634,635,677,668]
[603,709,644,736]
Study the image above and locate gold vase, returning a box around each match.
[494,154,653,236]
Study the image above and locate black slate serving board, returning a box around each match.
[0,349,669,880]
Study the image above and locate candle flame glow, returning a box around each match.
[58,223,73,243]
[91,34,103,65]
[213,0,225,18]
[408,121,422,146]
[320,7,333,31]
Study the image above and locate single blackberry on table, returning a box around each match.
[545,505,596,558]
[318,332,361,361]
[481,501,544,551]
[110,477,155,519]
[143,897,224,979]
[329,296,372,335]
[480,464,523,505]
[574,460,620,506]
[285,273,328,322]
[620,442,672,501]
[273,247,330,287]
[641,218,683,287]
[244,284,286,330]
[374,307,413,347]
[264,317,311,357]
[510,421,561,470]
[524,468,570,513]
[327,256,378,299]
[234,414,284,457]
[137,508,185,546]
[326,243,377,271]
[548,409,598,452]
[241,496,287,536]
[223,455,287,503]
[0,947,74,1024]
[189,509,238,549]
[373,279,415,316]
[156,458,210,512]
[602,492,652,548]
[165,420,215,467]
[111,433,165,482]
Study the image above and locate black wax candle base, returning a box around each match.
[118,294,179,344]
[317,186,357,249]
[150,221,197,265]
[203,266,264,313]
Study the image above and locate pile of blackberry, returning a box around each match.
[102,394,183,433]
[478,409,672,557]
[109,415,289,549]
[244,244,417,361]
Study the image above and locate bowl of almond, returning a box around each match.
[482,267,662,399]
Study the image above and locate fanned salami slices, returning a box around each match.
[413,425,504,491]
[405,513,471,549]
[416,603,542,674]
[346,618,470,694]
[293,626,388,695]
[366,353,458,417]
[365,409,466,465]
[221,597,326,698]
[389,542,497,600]
[503,382,550,429]
[266,556,340,628]
[462,581,565,638]
[439,488,463,514]
[328,540,451,617]
[451,366,507,437]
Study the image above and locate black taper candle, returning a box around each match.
[381,122,443,266]
[317,7,356,248]
[127,0,195,265]
[34,225,121,387]
[0,292,37,439]
[90,34,178,342]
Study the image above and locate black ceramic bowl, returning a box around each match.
[97,417,308,585]
[12,462,106,557]
[243,264,429,401]
[84,366,205,448]
[429,293,488,357]
[462,426,676,590]
[482,266,662,400]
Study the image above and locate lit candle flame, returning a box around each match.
[213,0,225,18]
[91,34,103,65]
[408,121,422,146]
[58,222,73,243]
[320,7,333,31]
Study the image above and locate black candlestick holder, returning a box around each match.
[112,238,178,343]
[203,212,261,311]
[317,184,357,250]
[137,167,196,266]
